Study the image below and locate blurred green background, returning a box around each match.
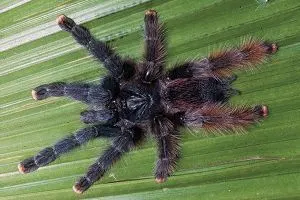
[0,0,299,199]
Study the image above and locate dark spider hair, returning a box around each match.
[18,10,278,194]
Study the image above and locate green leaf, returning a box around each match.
[1,0,299,199]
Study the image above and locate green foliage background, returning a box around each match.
[0,0,299,199]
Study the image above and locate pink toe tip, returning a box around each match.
[18,163,26,174]
[271,43,278,53]
[31,90,38,100]
[155,177,166,183]
[73,185,83,194]
[262,105,268,117]
[145,9,157,16]
[56,15,66,24]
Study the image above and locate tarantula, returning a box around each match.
[18,10,278,193]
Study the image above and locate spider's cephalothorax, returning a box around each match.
[18,10,278,193]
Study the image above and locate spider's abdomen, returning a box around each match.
[166,78,230,108]
[119,82,161,122]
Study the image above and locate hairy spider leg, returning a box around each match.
[32,76,118,105]
[152,115,181,183]
[18,125,121,174]
[167,39,278,80]
[73,125,145,193]
[32,82,89,102]
[57,15,135,80]
[138,10,167,84]
[182,103,268,133]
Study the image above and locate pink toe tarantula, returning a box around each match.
[18,10,278,193]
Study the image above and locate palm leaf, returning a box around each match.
[1,0,299,199]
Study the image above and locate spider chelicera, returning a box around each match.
[18,10,278,193]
